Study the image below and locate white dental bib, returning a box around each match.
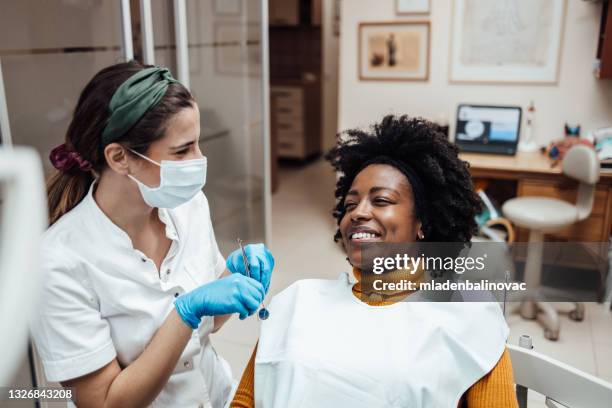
[255,273,508,408]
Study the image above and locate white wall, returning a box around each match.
[338,0,612,145]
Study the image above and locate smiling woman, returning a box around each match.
[328,114,482,245]
[231,115,518,408]
[327,115,482,269]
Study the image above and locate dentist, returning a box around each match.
[31,62,274,408]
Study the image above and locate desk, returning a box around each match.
[459,151,612,242]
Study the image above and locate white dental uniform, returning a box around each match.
[31,183,233,408]
[255,273,509,408]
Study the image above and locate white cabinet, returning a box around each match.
[271,86,305,158]
[271,84,322,160]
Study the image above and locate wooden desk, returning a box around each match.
[459,152,612,242]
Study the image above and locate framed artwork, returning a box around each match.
[450,0,566,83]
[396,0,430,14]
[213,0,242,16]
[359,21,430,81]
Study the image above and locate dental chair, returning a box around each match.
[502,145,600,340]
[510,335,612,408]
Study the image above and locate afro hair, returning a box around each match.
[325,115,482,243]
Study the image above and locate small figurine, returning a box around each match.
[519,100,538,152]
[565,123,581,137]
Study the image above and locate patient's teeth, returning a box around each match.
[351,232,378,239]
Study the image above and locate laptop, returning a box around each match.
[454,104,522,156]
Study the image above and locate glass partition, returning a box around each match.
[0,0,269,251]
[0,0,126,174]
[150,0,178,74]
[184,0,267,252]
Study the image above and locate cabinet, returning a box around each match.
[269,0,299,26]
[269,0,321,26]
[311,0,321,26]
[271,84,321,160]
[271,86,304,158]
[596,0,612,79]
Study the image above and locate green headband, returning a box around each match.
[101,66,179,145]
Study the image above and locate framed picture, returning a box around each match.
[396,0,430,14]
[359,22,430,81]
[213,0,242,16]
[450,0,566,84]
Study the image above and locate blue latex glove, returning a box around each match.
[226,243,274,293]
[174,273,265,329]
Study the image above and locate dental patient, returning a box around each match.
[231,115,519,407]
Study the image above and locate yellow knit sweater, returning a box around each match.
[231,269,519,408]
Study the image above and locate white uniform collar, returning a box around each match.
[83,181,179,248]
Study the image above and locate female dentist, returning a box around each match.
[31,61,274,408]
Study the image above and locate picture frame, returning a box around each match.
[213,0,242,16]
[449,0,566,84]
[358,21,430,81]
[396,0,430,15]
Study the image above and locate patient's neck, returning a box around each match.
[351,266,424,306]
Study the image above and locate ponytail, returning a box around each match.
[47,171,94,225]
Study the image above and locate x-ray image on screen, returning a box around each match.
[455,105,522,155]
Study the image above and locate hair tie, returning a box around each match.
[101,66,179,146]
[49,144,92,172]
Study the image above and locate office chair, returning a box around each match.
[502,145,600,340]
[509,335,612,408]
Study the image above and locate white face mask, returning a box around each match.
[127,149,207,209]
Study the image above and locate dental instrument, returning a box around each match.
[237,238,269,320]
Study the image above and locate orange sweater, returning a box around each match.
[231,271,518,407]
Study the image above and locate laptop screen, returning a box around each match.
[455,104,522,155]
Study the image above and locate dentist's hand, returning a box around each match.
[174,273,265,329]
[226,243,274,293]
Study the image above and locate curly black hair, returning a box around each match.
[325,115,482,243]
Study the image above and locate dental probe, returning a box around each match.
[237,238,270,320]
